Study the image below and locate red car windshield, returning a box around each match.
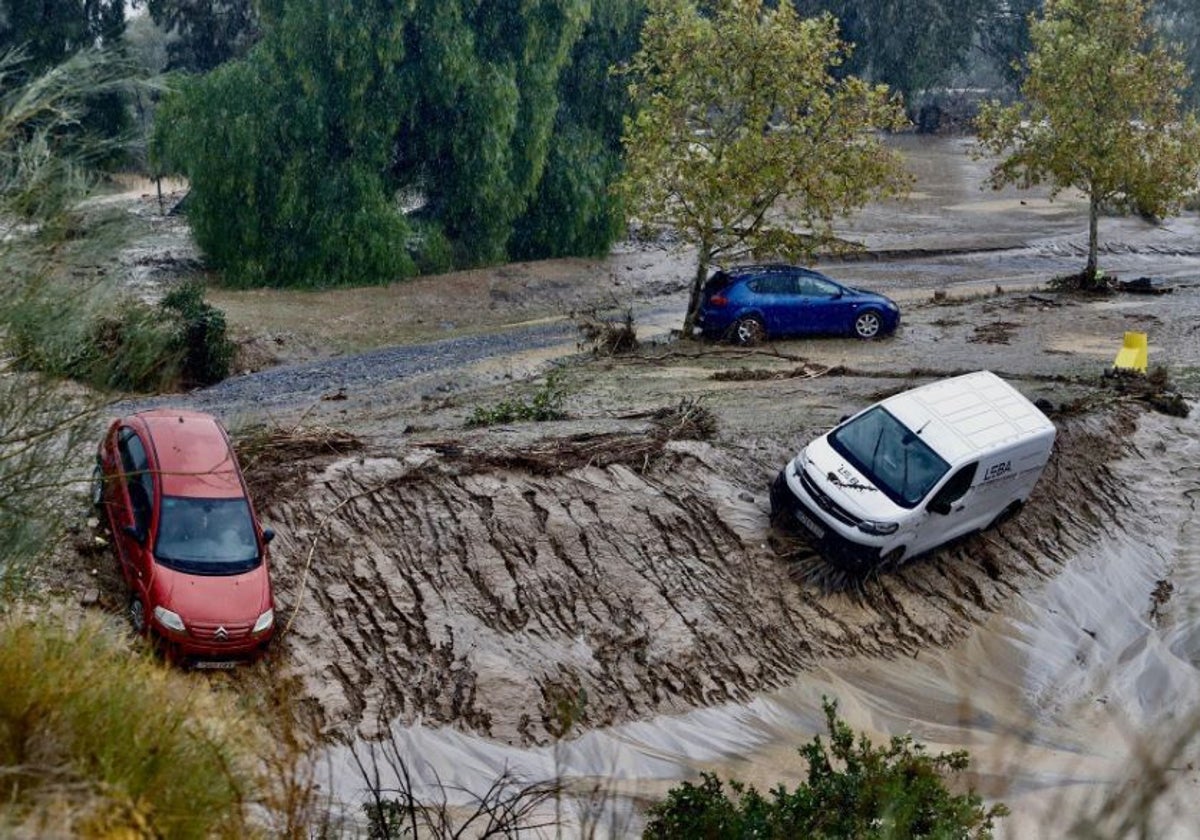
[154,496,260,574]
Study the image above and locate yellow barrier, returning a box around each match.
[1113,331,1148,374]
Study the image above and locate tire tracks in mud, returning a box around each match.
[258,405,1144,746]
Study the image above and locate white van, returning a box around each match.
[770,370,1056,573]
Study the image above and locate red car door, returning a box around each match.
[114,426,156,597]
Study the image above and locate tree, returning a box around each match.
[0,48,129,591]
[509,0,645,260]
[975,0,1200,288]
[154,0,418,288]
[390,0,591,266]
[140,0,262,73]
[1153,0,1200,108]
[796,0,994,103]
[155,0,598,286]
[0,1,125,70]
[0,1,129,163]
[619,0,909,336]
[977,0,1043,90]
[644,697,1007,838]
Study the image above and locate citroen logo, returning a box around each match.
[213,626,229,641]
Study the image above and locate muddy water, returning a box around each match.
[317,407,1200,837]
[257,134,1200,834]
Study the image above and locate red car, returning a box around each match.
[92,409,276,665]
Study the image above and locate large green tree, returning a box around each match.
[975,0,1200,287]
[620,0,909,336]
[139,0,261,73]
[390,0,590,266]
[154,0,415,287]
[796,0,993,102]
[509,0,645,259]
[156,0,601,286]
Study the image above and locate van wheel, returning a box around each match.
[881,546,905,567]
[987,501,1023,531]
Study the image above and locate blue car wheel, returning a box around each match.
[853,310,883,339]
[731,315,766,345]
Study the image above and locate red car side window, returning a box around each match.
[117,427,154,534]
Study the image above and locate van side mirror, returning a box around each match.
[262,528,275,544]
[928,499,952,516]
[122,524,146,544]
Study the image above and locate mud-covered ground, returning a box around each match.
[55,142,1200,758]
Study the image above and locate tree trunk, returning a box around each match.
[1084,195,1100,288]
[681,251,711,338]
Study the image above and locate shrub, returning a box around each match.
[160,281,234,386]
[4,283,182,392]
[0,616,254,838]
[3,280,234,392]
[643,698,1007,839]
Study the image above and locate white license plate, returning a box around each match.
[193,660,238,671]
[794,509,825,539]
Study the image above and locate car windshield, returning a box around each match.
[828,406,950,508]
[155,496,260,574]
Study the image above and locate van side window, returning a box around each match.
[930,462,977,509]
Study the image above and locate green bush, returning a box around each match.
[643,698,1007,839]
[4,283,182,392]
[3,277,235,392]
[160,281,234,386]
[0,616,254,838]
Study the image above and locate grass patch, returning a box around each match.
[0,616,254,838]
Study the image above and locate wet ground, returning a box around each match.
[56,137,1200,835]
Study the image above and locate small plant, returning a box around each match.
[4,283,182,392]
[466,371,568,428]
[3,280,235,392]
[643,697,1007,839]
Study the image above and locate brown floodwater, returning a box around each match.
[310,135,1200,836]
[320,408,1199,837]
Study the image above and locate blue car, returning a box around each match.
[696,264,901,344]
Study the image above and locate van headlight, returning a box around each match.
[857,520,899,536]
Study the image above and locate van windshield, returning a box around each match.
[829,406,950,508]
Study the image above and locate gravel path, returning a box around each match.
[122,320,583,416]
